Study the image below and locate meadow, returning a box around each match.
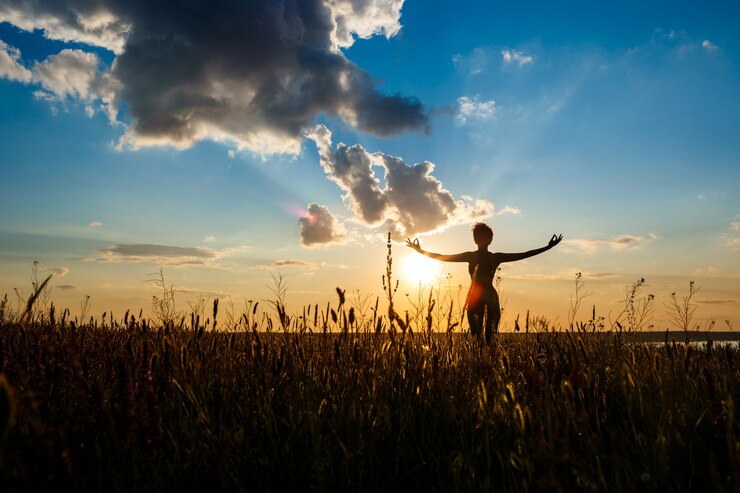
[0,246,738,491]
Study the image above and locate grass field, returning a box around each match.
[1,309,738,491]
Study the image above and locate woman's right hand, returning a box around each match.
[406,238,422,252]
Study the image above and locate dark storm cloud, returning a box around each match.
[0,0,428,153]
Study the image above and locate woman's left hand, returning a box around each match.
[406,238,422,252]
[548,234,563,248]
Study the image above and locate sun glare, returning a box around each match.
[402,254,441,286]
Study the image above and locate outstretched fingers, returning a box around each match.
[405,238,421,250]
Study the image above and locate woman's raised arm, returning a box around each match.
[494,234,563,263]
[406,238,473,262]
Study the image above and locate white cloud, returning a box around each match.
[0,4,131,53]
[502,49,534,66]
[456,95,496,125]
[33,49,100,100]
[307,124,493,240]
[203,235,216,243]
[496,205,521,216]
[298,203,346,247]
[327,0,405,49]
[0,40,32,82]
[731,222,740,231]
[30,49,118,121]
[702,40,718,51]
[88,220,103,227]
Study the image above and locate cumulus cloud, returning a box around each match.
[0,39,32,82]
[0,0,427,154]
[563,234,657,253]
[30,48,118,120]
[307,125,493,240]
[456,95,496,124]
[88,220,103,227]
[502,49,533,66]
[496,205,521,216]
[299,203,346,246]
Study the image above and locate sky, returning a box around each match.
[0,0,738,330]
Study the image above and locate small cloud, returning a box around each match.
[97,244,214,265]
[697,299,734,305]
[502,49,534,66]
[702,40,718,51]
[203,235,216,243]
[92,243,250,267]
[56,284,79,290]
[731,222,740,232]
[43,266,70,277]
[563,234,656,253]
[299,203,346,247]
[727,238,740,248]
[89,220,103,227]
[267,259,320,269]
[456,95,496,125]
[227,150,235,159]
[496,206,521,216]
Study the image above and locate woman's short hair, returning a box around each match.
[472,222,493,246]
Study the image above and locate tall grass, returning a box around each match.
[0,318,737,491]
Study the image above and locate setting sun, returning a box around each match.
[402,253,442,286]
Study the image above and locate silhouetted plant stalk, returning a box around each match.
[381,232,400,334]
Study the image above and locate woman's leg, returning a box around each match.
[467,306,483,340]
[483,304,501,344]
[483,293,501,343]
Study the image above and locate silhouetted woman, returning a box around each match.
[406,223,562,343]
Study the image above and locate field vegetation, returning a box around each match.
[0,243,738,491]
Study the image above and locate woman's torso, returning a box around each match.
[467,251,500,286]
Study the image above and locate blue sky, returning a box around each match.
[1,0,738,328]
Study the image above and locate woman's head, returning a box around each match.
[472,222,493,246]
